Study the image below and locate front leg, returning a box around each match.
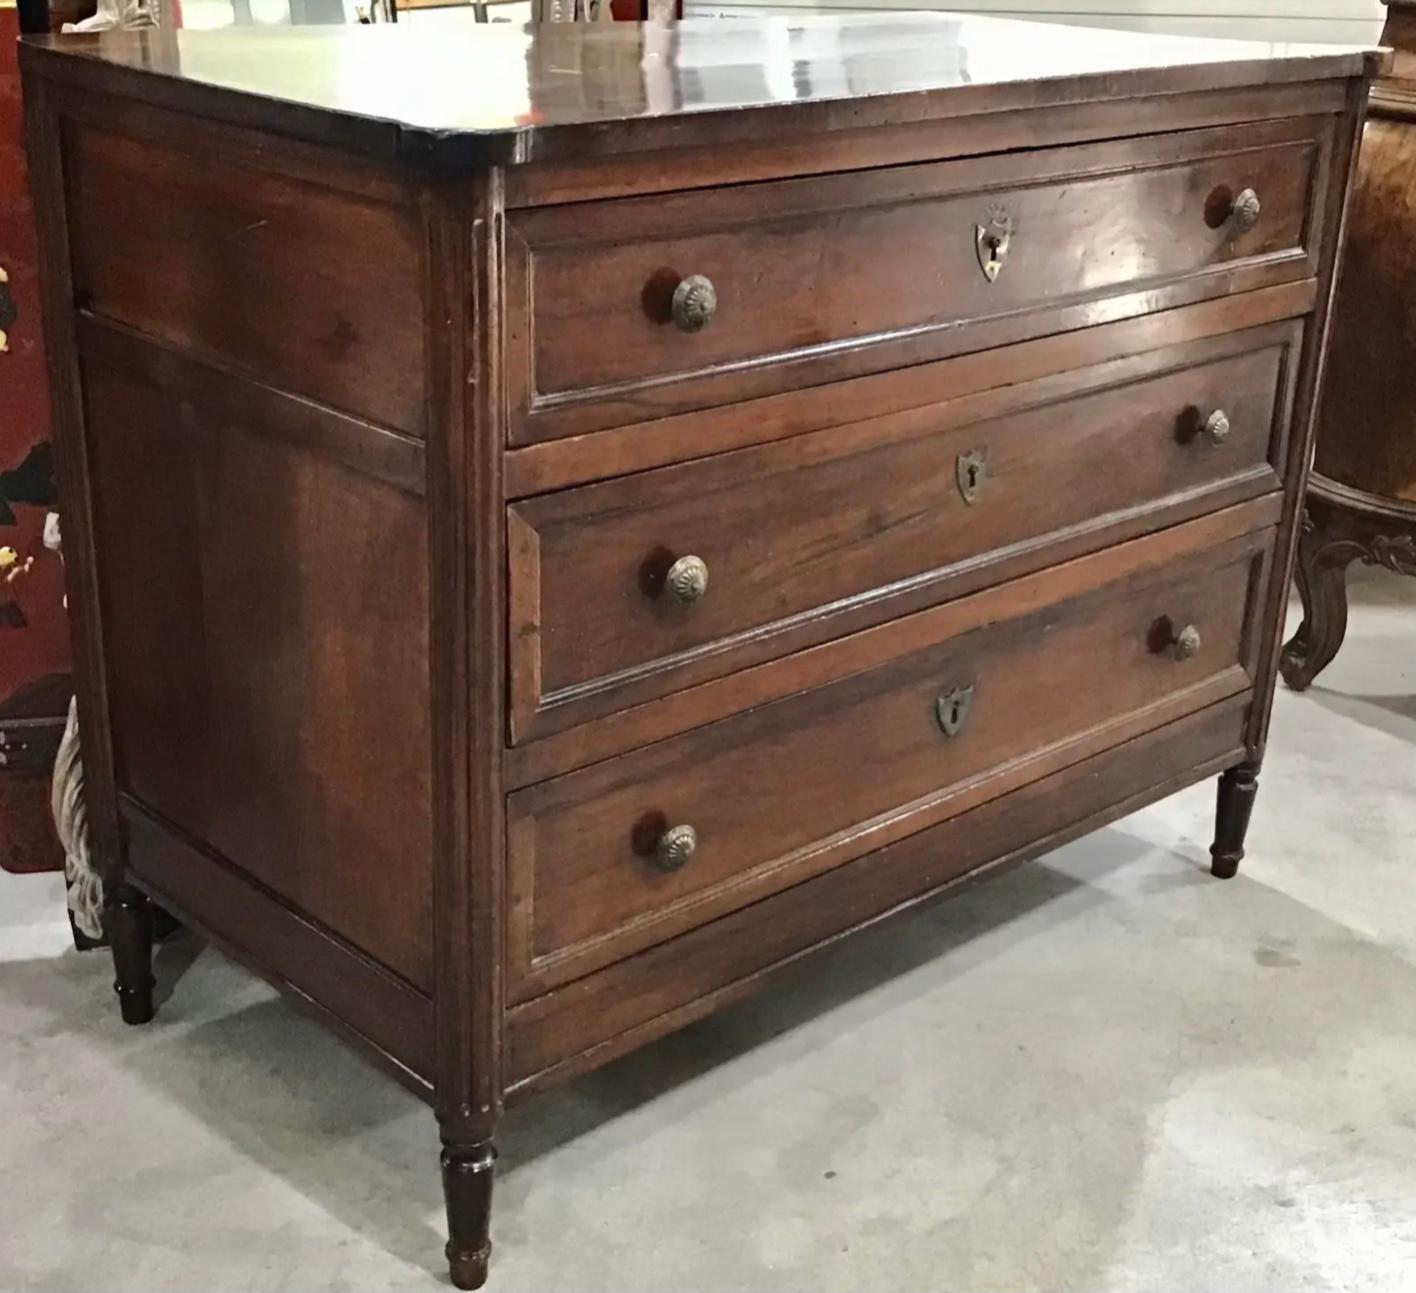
[442,1137,496,1290]
[107,881,155,1024]
[1210,761,1260,880]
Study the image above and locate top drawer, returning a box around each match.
[506,116,1329,445]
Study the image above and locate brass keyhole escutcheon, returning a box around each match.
[957,449,988,505]
[975,205,1013,283]
[935,683,975,738]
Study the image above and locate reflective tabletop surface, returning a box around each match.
[22,14,1385,154]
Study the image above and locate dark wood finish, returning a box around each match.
[63,112,424,434]
[106,881,155,1025]
[1281,483,1416,689]
[24,70,128,953]
[1209,760,1260,879]
[509,327,1296,743]
[123,797,436,1091]
[506,79,1348,210]
[19,21,1380,171]
[1281,5,1416,689]
[506,696,1253,1091]
[81,355,436,990]
[506,495,1282,791]
[20,19,1377,1289]
[509,522,1271,997]
[504,285,1315,498]
[76,314,428,497]
[507,117,1328,444]
[443,1141,496,1292]
[16,0,52,34]
[423,168,509,1284]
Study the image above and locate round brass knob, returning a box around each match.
[1229,188,1261,234]
[1203,409,1231,444]
[664,554,709,603]
[654,824,698,872]
[1168,624,1202,660]
[671,274,717,332]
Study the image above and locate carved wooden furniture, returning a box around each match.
[21,16,1379,1288]
[1281,0,1416,691]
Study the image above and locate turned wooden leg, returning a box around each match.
[442,1139,496,1290]
[1279,510,1358,692]
[1210,762,1259,880]
[106,882,155,1024]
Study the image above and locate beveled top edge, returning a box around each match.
[20,14,1387,172]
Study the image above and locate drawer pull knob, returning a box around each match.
[664,554,710,603]
[654,824,698,872]
[1203,409,1232,444]
[1168,624,1203,661]
[671,274,717,332]
[935,683,975,738]
[1229,188,1261,235]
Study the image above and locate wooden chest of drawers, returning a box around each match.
[21,15,1381,1288]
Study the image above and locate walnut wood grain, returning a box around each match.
[1312,104,1416,504]
[63,112,425,434]
[506,79,1347,208]
[505,697,1252,1092]
[504,285,1315,497]
[17,21,1377,1289]
[508,523,1270,997]
[83,354,436,991]
[506,116,1328,444]
[505,495,1282,791]
[123,796,437,1090]
[508,326,1295,743]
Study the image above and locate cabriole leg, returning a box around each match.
[442,1138,496,1290]
[1279,508,1357,692]
[107,882,155,1024]
[1210,762,1260,880]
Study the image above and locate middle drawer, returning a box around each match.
[508,322,1296,743]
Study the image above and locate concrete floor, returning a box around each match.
[3,573,1414,1293]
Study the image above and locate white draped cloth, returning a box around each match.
[42,512,104,941]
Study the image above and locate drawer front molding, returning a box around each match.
[508,322,1299,744]
[506,115,1330,444]
[507,514,1274,999]
[505,697,1253,1092]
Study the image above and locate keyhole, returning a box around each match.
[949,700,963,726]
[967,463,980,489]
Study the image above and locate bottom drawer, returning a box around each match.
[508,514,1272,999]
[505,697,1251,1094]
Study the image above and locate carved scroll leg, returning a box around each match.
[106,882,155,1025]
[1279,515,1357,692]
[442,1139,496,1290]
[1210,762,1260,880]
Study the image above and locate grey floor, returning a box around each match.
[3,573,1414,1293]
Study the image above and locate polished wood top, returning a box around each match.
[21,14,1385,169]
